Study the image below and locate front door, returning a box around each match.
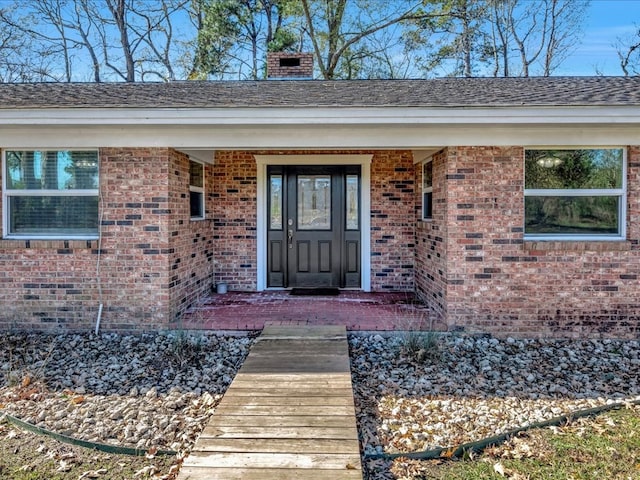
[267,165,361,288]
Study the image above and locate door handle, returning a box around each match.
[288,229,293,248]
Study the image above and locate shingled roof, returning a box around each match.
[0,77,639,109]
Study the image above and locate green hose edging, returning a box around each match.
[0,410,177,457]
[364,398,640,461]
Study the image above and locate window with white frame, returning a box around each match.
[189,160,205,219]
[524,148,626,240]
[3,150,99,238]
[422,160,433,220]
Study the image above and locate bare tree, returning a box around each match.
[617,25,640,76]
[301,0,445,79]
[488,0,589,77]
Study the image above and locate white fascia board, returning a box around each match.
[0,124,638,150]
[1,105,640,126]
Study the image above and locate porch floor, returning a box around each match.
[180,291,432,331]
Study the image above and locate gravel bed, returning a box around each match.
[350,333,640,478]
[1,330,639,480]
[0,332,253,454]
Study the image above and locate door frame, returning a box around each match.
[256,154,372,292]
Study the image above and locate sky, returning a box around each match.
[557,0,640,75]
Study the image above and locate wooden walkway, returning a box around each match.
[177,325,363,480]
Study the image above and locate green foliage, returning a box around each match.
[401,330,442,363]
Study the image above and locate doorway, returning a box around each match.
[266,165,361,288]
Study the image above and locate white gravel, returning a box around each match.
[1,330,639,480]
[0,332,253,454]
[349,333,640,478]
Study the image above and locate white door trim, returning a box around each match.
[255,154,373,292]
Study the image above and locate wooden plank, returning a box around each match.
[214,404,355,416]
[260,325,347,338]
[224,387,354,397]
[176,325,362,480]
[200,425,358,439]
[183,452,361,469]
[193,438,360,454]
[233,373,352,382]
[229,379,352,389]
[207,415,355,428]
[178,466,362,480]
[220,395,354,406]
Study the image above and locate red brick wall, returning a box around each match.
[0,148,174,330]
[436,146,640,338]
[168,149,215,320]
[369,150,415,291]
[415,150,448,326]
[0,148,216,331]
[212,151,258,290]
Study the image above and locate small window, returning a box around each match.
[3,150,99,238]
[189,160,205,219]
[524,148,626,240]
[422,160,433,220]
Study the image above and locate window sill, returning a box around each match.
[524,240,632,252]
[0,239,98,249]
[190,216,207,222]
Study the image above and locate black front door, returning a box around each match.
[267,165,361,288]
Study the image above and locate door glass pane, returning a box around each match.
[346,174,359,230]
[297,175,331,230]
[270,175,283,230]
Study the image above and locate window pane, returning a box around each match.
[423,192,433,219]
[9,196,98,235]
[423,162,433,188]
[525,149,623,190]
[6,151,99,190]
[346,175,359,230]
[297,175,331,230]
[525,196,620,235]
[189,161,204,188]
[270,175,283,230]
[190,191,204,218]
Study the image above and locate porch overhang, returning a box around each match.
[0,105,639,150]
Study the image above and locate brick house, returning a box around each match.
[1,63,639,336]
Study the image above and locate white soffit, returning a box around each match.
[1,106,640,126]
[176,149,215,164]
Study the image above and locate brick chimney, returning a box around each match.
[267,52,314,79]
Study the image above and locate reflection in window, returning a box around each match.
[189,160,205,219]
[298,175,331,230]
[346,175,359,230]
[4,150,99,238]
[524,148,625,239]
[422,160,433,220]
[270,175,283,230]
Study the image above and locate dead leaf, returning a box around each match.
[71,395,85,405]
[494,462,507,476]
[78,468,108,479]
[21,375,31,388]
[346,463,357,470]
[134,465,157,477]
[145,446,158,459]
